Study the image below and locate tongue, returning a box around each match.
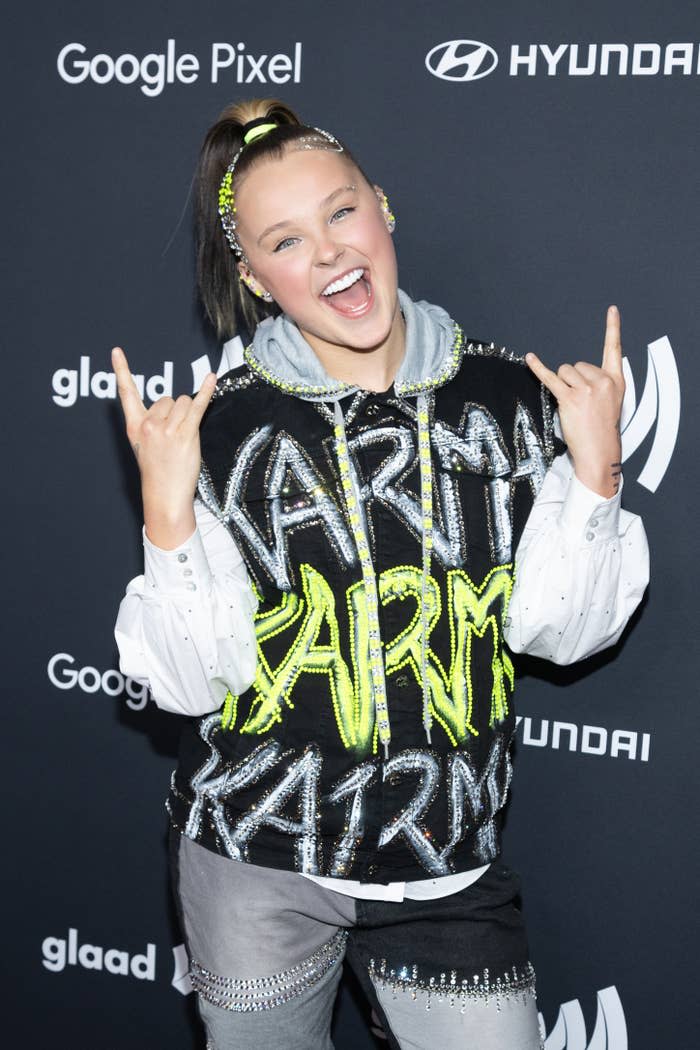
[327,277,371,315]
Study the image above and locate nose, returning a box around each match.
[313,228,344,267]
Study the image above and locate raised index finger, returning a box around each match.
[112,346,146,426]
[601,305,623,376]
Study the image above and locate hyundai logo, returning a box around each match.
[425,40,499,82]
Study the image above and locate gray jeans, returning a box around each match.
[172,832,543,1050]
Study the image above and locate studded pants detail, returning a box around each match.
[171,830,543,1050]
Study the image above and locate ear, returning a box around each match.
[237,260,273,302]
[373,185,395,233]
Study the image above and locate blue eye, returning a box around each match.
[331,207,354,222]
[273,236,298,253]
[271,207,355,251]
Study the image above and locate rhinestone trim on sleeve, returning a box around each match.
[211,370,260,399]
[463,339,525,365]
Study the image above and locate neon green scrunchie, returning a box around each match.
[243,122,278,146]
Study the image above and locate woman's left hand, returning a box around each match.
[525,305,625,499]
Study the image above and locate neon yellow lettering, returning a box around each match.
[380,565,451,736]
[242,565,355,747]
[446,566,514,740]
[225,562,515,753]
[346,581,374,753]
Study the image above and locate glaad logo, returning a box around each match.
[47,652,151,711]
[51,336,243,407]
[42,928,156,981]
[425,40,498,81]
[620,337,680,492]
[539,985,628,1050]
[51,356,173,408]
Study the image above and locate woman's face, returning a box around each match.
[234,147,401,361]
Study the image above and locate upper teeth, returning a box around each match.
[321,268,364,296]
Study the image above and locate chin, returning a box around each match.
[326,312,394,351]
[346,325,395,352]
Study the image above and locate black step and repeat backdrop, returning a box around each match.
[4,0,698,1046]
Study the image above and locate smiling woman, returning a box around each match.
[233,150,403,390]
[196,101,373,335]
[195,102,405,392]
[113,96,649,1050]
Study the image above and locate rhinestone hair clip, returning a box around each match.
[218,124,344,256]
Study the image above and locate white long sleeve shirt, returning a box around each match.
[115,451,648,899]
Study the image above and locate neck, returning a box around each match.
[301,303,406,393]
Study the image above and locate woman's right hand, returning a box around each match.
[112,346,217,549]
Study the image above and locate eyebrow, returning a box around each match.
[257,184,357,245]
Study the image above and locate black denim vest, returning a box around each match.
[168,337,560,883]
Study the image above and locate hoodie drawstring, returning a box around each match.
[334,396,435,757]
[416,393,433,745]
[334,401,391,759]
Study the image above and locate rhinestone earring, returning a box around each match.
[239,271,273,302]
[376,190,396,233]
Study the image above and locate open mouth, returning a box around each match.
[320,267,373,317]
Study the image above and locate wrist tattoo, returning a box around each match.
[611,462,622,490]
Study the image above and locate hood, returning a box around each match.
[244,288,462,401]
